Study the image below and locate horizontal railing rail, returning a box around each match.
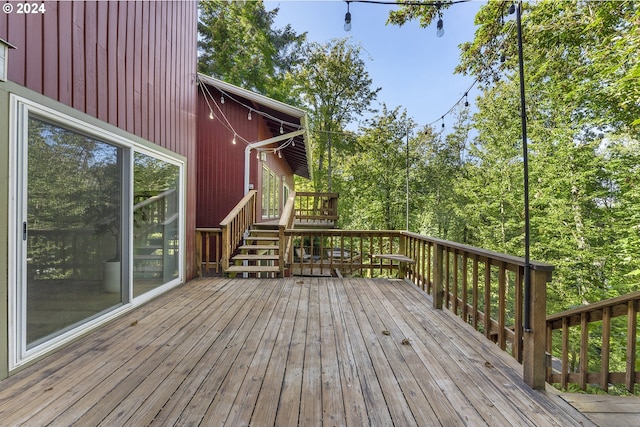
[195,228,222,275]
[219,190,257,271]
[546,291,640,393]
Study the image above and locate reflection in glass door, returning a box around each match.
[133,152,180,297]
[26,116,124,348]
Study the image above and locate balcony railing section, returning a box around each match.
[218,190,257,271]
[286,229,400,276]
[294,192,338,227]
[195,228,222,275]
[546,291,640,393]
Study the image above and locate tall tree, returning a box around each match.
[198,0,306,102]
[390,1,640,311]
[295,39,380,191]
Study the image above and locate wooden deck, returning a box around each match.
[0,277,600,426]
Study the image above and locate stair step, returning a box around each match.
[249,228,278,235]
[238,245,280,251]
[226,266,280,273]
[245,236,279,242]
[232,254,279,261]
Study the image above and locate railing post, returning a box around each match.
[433,243,444,309]
[221,225,230,271]
[523,268,550,389]
[195,231,202,277]
[399,234,407,279]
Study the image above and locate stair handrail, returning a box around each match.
[278,191,297,276]
[219,190,258,271]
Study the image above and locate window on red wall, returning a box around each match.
[261,164,280,219]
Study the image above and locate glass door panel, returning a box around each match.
[133,152,180,297]
[26,117,123,347]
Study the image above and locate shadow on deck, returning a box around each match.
[0,277,608,426]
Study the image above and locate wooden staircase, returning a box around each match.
[225,224,282,278]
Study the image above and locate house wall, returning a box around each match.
[0,1,197,278]
[0,1,197,380]
[196,89,259,226]
[196,88,296,226]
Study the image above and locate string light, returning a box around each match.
[344,1,352,31]
[209,111,214,120]
[280,122,284,134]
[248,110,252,120]
[232,133,237,145]
[436,2,444,38]
[220,95,225,104]
[342,0,468,33]
[464,93,469,108]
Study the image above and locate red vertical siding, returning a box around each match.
[0,0,198,279]
[196,85,297,227]
[43,1,59,100]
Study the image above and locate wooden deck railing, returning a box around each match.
[294,192,339,225]
[195,228,222,275]
[402,232,553,389]
[278,191,297,276]
[219,190,257,271]
[283,228,553,389]
[285,229,400,276]
[546,291,640,393]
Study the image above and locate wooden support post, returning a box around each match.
[278,223,285,278]
[523,268,550,389]
[626,300,637,392]
[195,231,202,277]
[221,225,230,271]
[399,234,407,279]
[433,243,444,309]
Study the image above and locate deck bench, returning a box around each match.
[372,254,415,279]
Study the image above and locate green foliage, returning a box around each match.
[293,38,380,191]
[197,0,306,102]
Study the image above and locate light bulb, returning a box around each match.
[221,95,225,104]
[280,123,284,134]
[248,110,252,120]
[209,111,214,120]
[436,18,444,37]
[292,140,296,147]
[344,12,352,31]
[278,150,282,158]
[232,134,236,145]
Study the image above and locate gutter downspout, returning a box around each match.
[244,129,306,195]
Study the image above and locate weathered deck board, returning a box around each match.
[560,393,640,427]
[0,277,602,426]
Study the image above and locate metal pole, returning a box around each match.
[406,123,410,230]
[516,1,532,332]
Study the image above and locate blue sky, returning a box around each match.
[267,0,486,131]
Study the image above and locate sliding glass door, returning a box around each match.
[11,96,184,368]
